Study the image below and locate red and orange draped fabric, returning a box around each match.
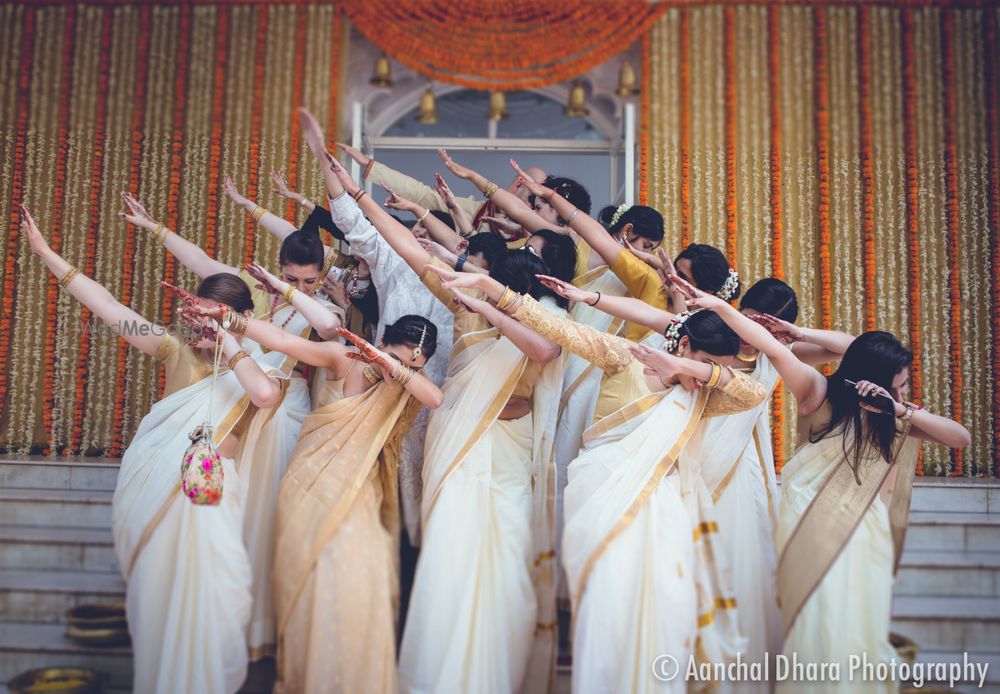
[338,0,667,91]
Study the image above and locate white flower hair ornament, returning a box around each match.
[663,309,701,354]
[716,268,740,301]
[609,204,630,228]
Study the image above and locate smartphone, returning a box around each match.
[843,379,896,413]
[324,266,349,283]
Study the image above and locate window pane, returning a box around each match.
[496,91,603,141]
[382,89,490,138]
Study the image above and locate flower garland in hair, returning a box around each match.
[716,268,740,301]
[609,204,630,228]
[663,309,700,354]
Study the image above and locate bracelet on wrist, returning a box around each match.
[586,291,601,307]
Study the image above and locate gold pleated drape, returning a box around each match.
[0,4,345,455]
[643,5,999,476]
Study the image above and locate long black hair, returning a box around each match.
[599,205,665,245]
[675,243,740,300]
[384,315,438,359]
[811,331,912,476]
[740,278,798,323]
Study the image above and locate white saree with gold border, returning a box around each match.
[112,350,284,694]
[775,406,919,694]
[399,298,567,694]
[695,355,782,690]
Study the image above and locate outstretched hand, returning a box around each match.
[297,107,327,158]
[223,177,250,207]
[324,151,359,197]
[438,148,475,180]
[382,186,417,213]
[448,287,492,316]
[335,141,371,168]
[118,192,157,230]
[20,205,51,257]
[509,159,550,198]
[161,281,200,307]
[536,274,594,305]
[337,328,394,371]
[481,216,523,236]
[749,313,801,345]
[244,263,282,296]
[629,343,683,385]
[623,238,663,270]
[424,262,482,291]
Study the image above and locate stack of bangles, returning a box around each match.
[496,286,519,313]
[706,362,723,389]
[153,223,169,245]
[483,182,499,199]
[390,360,416,386]
[900,401,922,420]
[282,285,298,304]
[250,205,267,224]
[352,188,366,203]
[221,309,248,337]
[59,266,80,288]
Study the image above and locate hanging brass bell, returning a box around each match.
[616,60,638,97]
[487,90,510,121]
[370,53,393,88]
[564,80,590,117]
[416,87,438,124]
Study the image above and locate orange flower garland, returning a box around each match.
[243,4,268,267]
[679,9,691,248]
[42,7,76,455]
[340,0,667,92]
[110,6,151,457]
[203,5,230,258]
[984,7,1000,477]
[324,8,343,247]
[901,10,925,473]
[857,6,877,332]
[159,4,191,399]
[941,11,963,476]
[639,33,651,207]
[284,5,308,222]
[814,8,832,336]
[724,7,738,268]
[767,5,785,471]
[71,8,113,454]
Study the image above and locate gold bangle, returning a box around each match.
[496,286,517,313]
[392,362,415,386]
[251,205,267,224]
[362,363,381,385]
[282,285,298,304]
[483,182,499,199]
[58,267,80,288]
[706,363,722,389]
[227,311,248,338]
[227,350,249,370]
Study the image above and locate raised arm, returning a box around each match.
[223,176,298,242]
[120,192,234,278]
[245,262,342,340]
[437,149,549,233]
[435,173,475,237]
[450,290,560,364]
[23,206,165,357]
[383,187,466,252]
[537,275,675,335]
[753,314,855,366]
[681,281,827,414]
[270,170,317,214]
[216,328,282,408]
[509,159,623,264]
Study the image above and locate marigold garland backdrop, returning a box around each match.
[0,2,997,477]
[640,4,999,476]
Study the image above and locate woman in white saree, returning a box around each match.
[319,153,576,693]
[504,288,766,694]
[119,191,344,659]
[683,288,971,694]
[23,206,283,694]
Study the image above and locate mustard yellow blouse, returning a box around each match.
[609,249,668,343]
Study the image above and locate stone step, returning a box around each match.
[904,512,1000,552]
[0,525,117,573]
[896,549,1000,598]
[0,456,119,492]
[0,569,124,623]
[0,489,112,529]
[910,477,1000,514]
[891,596,1000,653]
[0,621,132,690]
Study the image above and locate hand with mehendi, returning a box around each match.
[750,313,801,345]
[244,262,282,296]
[337,328,394,370]
[161,281,200,307]
[118,192,158,232]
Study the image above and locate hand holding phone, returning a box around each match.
[844,379,897,414]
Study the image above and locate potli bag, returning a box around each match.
[180,328,226,506]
